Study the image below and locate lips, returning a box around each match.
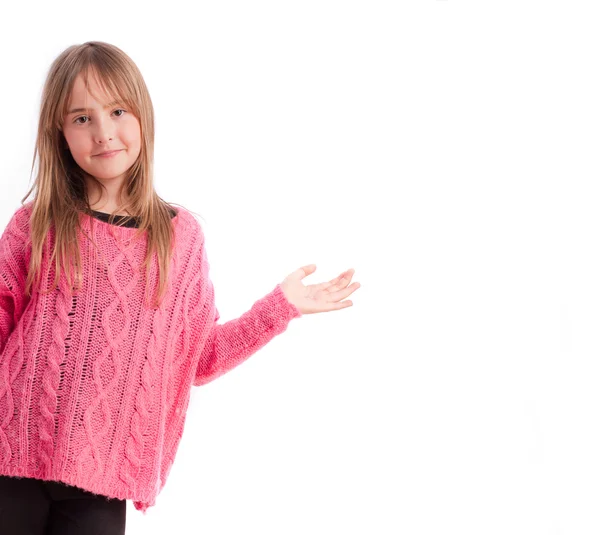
[94,149,123,157]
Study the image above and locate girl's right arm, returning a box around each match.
[0,206,31,355]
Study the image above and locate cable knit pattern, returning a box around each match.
[0,202,302,513]
[39,260,71,475]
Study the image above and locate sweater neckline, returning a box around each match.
[82,207,180,231]
[91,210,133,217]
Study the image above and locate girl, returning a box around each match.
[0,41,360,534]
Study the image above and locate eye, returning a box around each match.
[73,108,127,125]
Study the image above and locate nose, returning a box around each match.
[93,115,115,145]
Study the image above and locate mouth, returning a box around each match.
[94,150,123,158]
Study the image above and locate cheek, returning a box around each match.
[63,128,88,150]
[64,140,86,160]
[123,122,142,150]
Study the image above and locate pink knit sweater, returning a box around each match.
[0,202,302,513]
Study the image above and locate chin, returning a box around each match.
[83,169,128,180]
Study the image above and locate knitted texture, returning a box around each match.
[0,202,302,513]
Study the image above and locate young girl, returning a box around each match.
[0,41,360,534]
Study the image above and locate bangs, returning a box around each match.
[58,63,139,127]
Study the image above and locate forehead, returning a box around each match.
[68,71,117,107]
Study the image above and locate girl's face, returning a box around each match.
[62,72,141,186]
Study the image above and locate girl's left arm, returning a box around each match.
[192,282,302,387]
[188,228,302,387]
[187,223,359,387]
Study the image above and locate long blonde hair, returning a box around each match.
[21,41,179,309]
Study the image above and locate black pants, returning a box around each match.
[0,474,126,534]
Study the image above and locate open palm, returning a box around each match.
[280,265,360,315]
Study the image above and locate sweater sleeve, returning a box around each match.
[191,235,303,387]
[0,206,32,355]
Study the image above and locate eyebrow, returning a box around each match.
[67,99,123,115]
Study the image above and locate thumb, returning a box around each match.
[290,264,317,282]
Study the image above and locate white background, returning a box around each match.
[1,1,599,533]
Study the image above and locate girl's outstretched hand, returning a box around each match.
[280,265,360,315]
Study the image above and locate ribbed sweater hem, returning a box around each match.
[0,464,156,513]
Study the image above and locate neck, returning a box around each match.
[84,174,130,215]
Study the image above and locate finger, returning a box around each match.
[318,269,355,292]
[327,282,360,302]
[313,299,353,313]
[312,276,341,292]
[338,270,356,290]
[288,264,317,282]
[300,264,317,277]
